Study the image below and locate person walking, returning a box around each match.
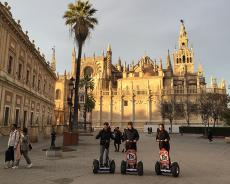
[12,127,32,169]
[113,127,122,152]
[4,124,19,169]
[12,127,22,169]
[208,129,213,142]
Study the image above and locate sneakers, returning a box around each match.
[12,166,19,169]
[27,163,33,168]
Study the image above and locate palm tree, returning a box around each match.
[63,0,98,131]
[79,75,95,130]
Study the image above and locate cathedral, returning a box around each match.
[54,21,226,129]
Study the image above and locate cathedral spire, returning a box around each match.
[51,46,56,71]
[107,43,112,52]
[106,44,112,78]
[166,49,172,70]
[179,19,188,49]
[159,58,163,70]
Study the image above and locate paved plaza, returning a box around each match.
[0,133,230,184]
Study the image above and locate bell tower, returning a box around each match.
[173,20,194,75]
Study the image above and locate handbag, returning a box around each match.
[29,143,32,150]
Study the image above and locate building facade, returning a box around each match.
[56,21,226,129]
[0,2,56,135]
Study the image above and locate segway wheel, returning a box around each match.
[120,160,126,175]
[110,160,116,174]
[155,161,162,175]
[137,161,144,176]
[171,162,180,177]
[93,159,99,174]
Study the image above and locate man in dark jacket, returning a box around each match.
[156,124,170,152]
[123,122,139,151]
[96,122,114,166]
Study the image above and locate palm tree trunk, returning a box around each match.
[72,43,83,132]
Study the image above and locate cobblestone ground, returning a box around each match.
[0,133,230,184]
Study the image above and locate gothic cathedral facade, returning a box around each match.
[55,21,226,129]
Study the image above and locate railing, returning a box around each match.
[92,87,226,96]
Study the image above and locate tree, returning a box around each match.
[210,93,229,127]
[160,96,175,133]
[183,98,197,126]
[198,91,213,135]
[63,0,98,131]
[221,108,230,126]
[198,91,229,135]
[79,75,94,130]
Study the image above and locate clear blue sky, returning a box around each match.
[4,0,230,89]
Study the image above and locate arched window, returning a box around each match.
[183,55,186,63]
[55,89,61,100]
[84,66,93,77]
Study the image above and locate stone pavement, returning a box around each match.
[0,133,230,184]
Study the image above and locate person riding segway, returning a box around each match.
[93,122,115,174]
[120,122,143,176]
[155,124,180,177]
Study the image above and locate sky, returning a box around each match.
[3,0,230,88]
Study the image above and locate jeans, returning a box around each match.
[14,150,31,166]
[100,145,109,165]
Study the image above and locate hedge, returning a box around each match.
[179,126,230,136]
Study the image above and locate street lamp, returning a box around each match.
[68,77,75,132]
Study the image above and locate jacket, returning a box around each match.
[8,130,19,148]
[156,130,170,151]
[96,129,114,148]
[21,134,30,151]
[123,128,139,142]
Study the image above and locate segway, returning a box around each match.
[120,141,143,176]
[155,141,180,177]
[93,158,115,174]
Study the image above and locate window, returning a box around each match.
[30,112,34,125]
[124,100,128,106]
[15,109,20,126]
[175,85,184,94]
[175,103,184,116]
[32,74,35,88]
[7,56,13,74]
[18,63,22,80]
[26,70,30,84]
[84,66,93,77]
[182,55,186,63]
[38,79,40,91]
[55,89,61,100]
[4,107,10,126]
[23,111,27,128]
[188,85,197,94]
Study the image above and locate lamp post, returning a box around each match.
[68,77,75,132]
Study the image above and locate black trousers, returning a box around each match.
[114,142,120,151]
[5,146,14,162]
